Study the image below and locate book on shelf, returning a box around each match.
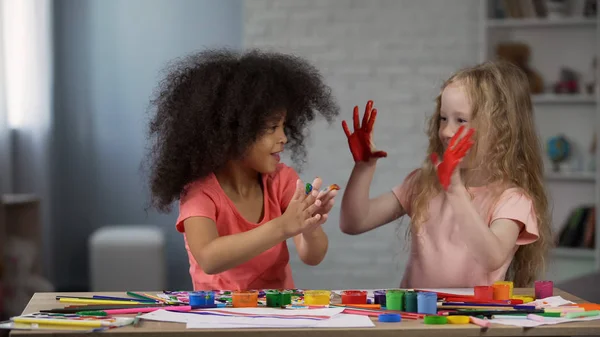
[556,205,596,249]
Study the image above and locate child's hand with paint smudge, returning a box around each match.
[342,100,387,162]
[279,179,323,238]
[430,125,475,191]
[311,178,340,227]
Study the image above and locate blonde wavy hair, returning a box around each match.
[408,60,552,287]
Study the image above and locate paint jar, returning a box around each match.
[512,295,535,303]
[474,285,494,301]
[447,315,470,324]
[404,291,418,313]
[189,291,215,308]
[265,290,292,308]
[494,281,514,298]
[341,290,367,305]
[373,290,387,307]
[492,283,510,300]
[535,280,553,299]
[304,290,331,305]
[385,289,405,311]
[417,292,437,315]
[232,290,258,308]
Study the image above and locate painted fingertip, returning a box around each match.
[305,182,313,194]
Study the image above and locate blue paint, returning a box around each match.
[417,292,437,315]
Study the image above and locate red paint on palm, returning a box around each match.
[431,126,475,190]
[341,100,387,162]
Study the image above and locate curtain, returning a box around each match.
[0,0,55,316]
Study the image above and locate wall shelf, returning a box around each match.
[552,247,596,260]
[532,94,596,104]
[545,171,596,182]
[482,0,600,281]
[487,17,597,28]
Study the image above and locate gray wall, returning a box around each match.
[244,0,481,289]
[52,0,242,291]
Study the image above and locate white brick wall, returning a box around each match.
[244,0,481,289]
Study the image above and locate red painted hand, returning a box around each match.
[341,100,387,162]
[430,126,475,190]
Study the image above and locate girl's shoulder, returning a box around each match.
[180,174,221,202]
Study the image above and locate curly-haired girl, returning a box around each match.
[146,48,340,291]
[339,60,551,288]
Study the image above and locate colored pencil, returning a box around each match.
[334,304,381,309]
[444,298,523,305]
[80,306,193,315]
[41,304,165,314]
[59,298,146,305]
[55,295,156,303]
[13,317,110,328]
[445,309,544,317]
[341,308,419,320]
[443,302,535,308]
[127,291,159,302]
[94,295,157,303]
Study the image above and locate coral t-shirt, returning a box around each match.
[176,163,299,291]
[392,169,540,288]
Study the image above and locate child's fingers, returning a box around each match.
[362,100,373,130]
[304,199,322,216]
[366,108,378,133]
[318,189,338,202]
[291,179,304,201]
[313,213,328,228]
[455,138,474,158]
[311,177,323,192]
[353,105,360,131]
[342,120,351,138]
[372,150,387,158]
[319,198,335,214]
[448,125,464,149]
[454,131,475,157]
[302,189,319,209]
[303,214,322,231]
[463,127,475,141]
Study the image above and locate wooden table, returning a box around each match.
[9,289,600,337]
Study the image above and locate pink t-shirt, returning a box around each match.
[392,169,539,288]
[175,163,299,291]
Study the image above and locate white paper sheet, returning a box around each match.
[185,314,375,329]
[527,296,575,308]
[140,307,358,329]
[490,315,600,327]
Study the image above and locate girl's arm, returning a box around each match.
[293,227,328,266]
[184,182,323,274]
[183,216,290,275]
[339,159,406,235]
[446,185,523,271]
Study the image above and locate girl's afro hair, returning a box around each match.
[145,48,340,212]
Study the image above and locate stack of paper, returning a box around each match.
[140,307,375,329]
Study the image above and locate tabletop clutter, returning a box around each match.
[2,280,600,331]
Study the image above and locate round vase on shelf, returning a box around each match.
[547,135,571,172]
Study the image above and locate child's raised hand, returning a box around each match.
[280,179,323,238]
[313,178,338,225]
[430,125,475,190]
[341,100,388,162]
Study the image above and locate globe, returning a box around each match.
[547,135,570,170]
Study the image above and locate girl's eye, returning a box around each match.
[458,118,467,124]
[439,116,447,121]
